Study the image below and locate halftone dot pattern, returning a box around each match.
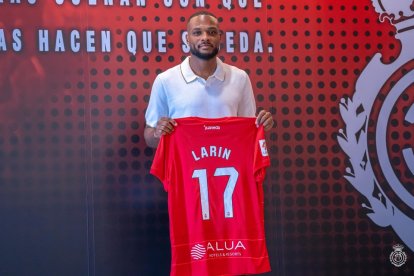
[0,1,413,276]
[271,1,410,276]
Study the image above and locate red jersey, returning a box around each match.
[150,117,271,276]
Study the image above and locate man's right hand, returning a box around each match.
[144,117,177,148]
[153,117,178,138]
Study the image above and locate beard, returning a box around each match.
[190,44,219,60]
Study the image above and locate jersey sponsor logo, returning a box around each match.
[190,240,247,260]
[207,240,246,251]
[259,139,268,157]
[191,244,207,260]
[204,125,221,131]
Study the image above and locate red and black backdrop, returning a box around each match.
[1,0,413,275]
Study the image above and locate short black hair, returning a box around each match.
[187,11,218,24]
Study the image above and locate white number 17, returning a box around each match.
[192,167,239,220]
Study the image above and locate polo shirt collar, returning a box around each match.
[181,56,225,83]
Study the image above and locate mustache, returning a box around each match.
[198,42,213,47]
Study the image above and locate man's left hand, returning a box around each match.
[256,110,274,132]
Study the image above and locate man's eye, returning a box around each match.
[208,30,218,36]
[193,31,202,36]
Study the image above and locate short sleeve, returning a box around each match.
[237,71,257,117]
[145,75,169,128]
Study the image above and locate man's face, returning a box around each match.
[186,15,221,60]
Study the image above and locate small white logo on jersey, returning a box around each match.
[191,244,206,260]
[204,125,221,130]
[259,139,268,156]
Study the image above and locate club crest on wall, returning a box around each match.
[338,0,414,252]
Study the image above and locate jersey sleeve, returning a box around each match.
[253,125,270,182]
[150,135,170,191]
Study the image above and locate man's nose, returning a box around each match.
[200,31,209,39]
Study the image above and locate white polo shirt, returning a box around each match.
[145,57,257,127]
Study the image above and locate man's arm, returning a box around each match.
[144,126,160,148]
[144,117,177,148]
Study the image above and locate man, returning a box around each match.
[146,12,273,275]
[144,11,274,148]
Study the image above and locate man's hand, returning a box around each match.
[154,117,178,138]
[256,110,274,132]
[144,117,177,148]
